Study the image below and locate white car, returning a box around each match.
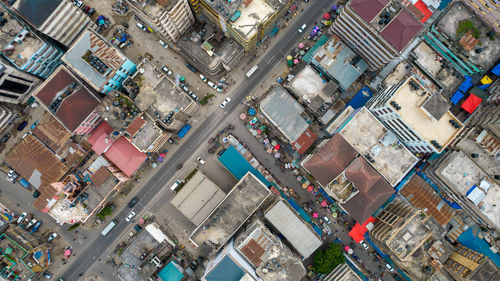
[217,87,223,93]
[220,97,231,109]
[125,211,136,222]
[385,262,394,271]
[197,156,205,165]
[47,232,58,242]
[17,212,27,224]
[323,216,331,224]
[360,240,369,250]
[158,39,168,48]
[298,24,307,33]
[161,65,172,76]
[199,74,207,82]
[207,81,216,89]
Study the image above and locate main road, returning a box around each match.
[61,1,336,279]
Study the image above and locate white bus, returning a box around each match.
[246,65,259,78]
[101,219,117,236]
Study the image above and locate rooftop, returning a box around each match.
[140,0,182,18]
[34,66,101,133]
[350,0,390,23]
[5,134,69,212]
[0,5,45,68]
[339,157,395,223]
[291,129,317,155]
[190,172,271,249]
[104,136,147,177]
[401,176,455,226]
[301,134,358,187]
[288,65,331,104]
[389,76,462,151]
[128,113,163,152]
[31,112,72,155]
[435,151,500,230]
[339,107,417,186]
[95,93,141,133]
[310,35,368,90]
[386,212,432,260]
[379,9,422,52]
[62,29,126,91]
[436,2,500,70]
[325,263,363,281]
[87,121,114,156]
[264,200,323,259]
[260,86,309,142]
[170,171,226,226]
[10,0,62,28]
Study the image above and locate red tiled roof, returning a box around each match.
[380,10,422,52]
[87,121,114,155]
[126,115,145,137]
[341,157,394,223]
[302,134,358,187]
[104,136,147,177]
[350,0,390,22]
[292,129,317,154]
[414,0,432,23]
[34,67,101,132]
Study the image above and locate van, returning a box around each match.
[170,180,183,192]
[207,81,215,88]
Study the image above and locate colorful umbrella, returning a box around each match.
[274,152,281,158]
[298,42,305,49]
[323,13,331,20]
[313,212,318,218]
[293,58,299,64]
[138,218,145,225]
[287,60,293,66]
[274,144,280,150]
[248,107,256,116]
[310,30,317,37]
[271,140,277,146]
[307,185,314,192]
[287,55,293,60]
[179,76,185,82]
[257,129,262,134]
[321,200,327,207]
[300,50,305,55]
[302,183,308,188]
[332,4,338,11]
[64,249,72,257]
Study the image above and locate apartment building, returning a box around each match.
[0,59,40,104]
[331,0,422,69]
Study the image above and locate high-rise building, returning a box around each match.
[369,76,463,154]
[0,59,40,104]
[189,0,293,52]
[4,0,95,47]
[331,0,423,69]
[0,4,64,78]
[129,0,194,42]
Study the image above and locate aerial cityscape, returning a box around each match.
[0,0,498,281]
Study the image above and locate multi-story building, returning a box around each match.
[33,65,102,135]
[4,0,94,47]
[325,263,363,281]
[444,245,499,281]
[462,0,500,34]
[0,105,13,133]
[0,4,63,78]
[129,0,194,42]
[189,0,293,52]
[369,76,463,154]
[0,59,40,104]
[331,0,423,69]
[62,28,137,94]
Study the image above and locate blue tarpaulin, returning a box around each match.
[479,83,490,90]
[450,90,464,105]
[177,124,191,138]
[458,76,473,92]
[346,86,373,109]
[119,33,127,42]
[492,62,500,76]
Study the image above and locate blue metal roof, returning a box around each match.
[205,256,244,281]
[158,261,184,281]
[218,146,271,186]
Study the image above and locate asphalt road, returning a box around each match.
[61,2,336,280]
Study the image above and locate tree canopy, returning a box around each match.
[312,242,345,274]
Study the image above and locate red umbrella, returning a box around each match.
[274,144,280,150]
[313,212,318,218]
[138,218,145,225]
[257,129,262,134]
[307,185,314,192]
[324,13,331,20]
[64,249,72,257]
[321,200,327,207]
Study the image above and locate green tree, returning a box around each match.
[312,243,345,274]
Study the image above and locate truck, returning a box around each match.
[246,65,258,78]
[101,219,118,236]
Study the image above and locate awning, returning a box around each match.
[461,94,482,113]
[481,75,492,85]
[450,90,464,105]
[414,0,432,23]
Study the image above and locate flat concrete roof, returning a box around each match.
[129,114,162,152]
[190,172,271,249]
[386,213,432,260]
[264,200,322,259]
[435,151,500,230]
[171,171,226,226]
[288,65,329,102]
[389,76,462,150]
[340,107,417,186]
[232,0,275,39]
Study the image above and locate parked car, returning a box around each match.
[161,65,172,76]
[180,84,189,93]
[31,221,42,232]
[128,197,139,208]
[188,91,199,101]
[33,190,41,198]
[385,262,394,271]
[136,22,147,32]
[323,216,331,224]
[26,219,37,229]
[185,63,197,73]
[207,81,216,89]
[42,271,53,279]
[158,39,168,48]
[1,133,11,143]
[199,74,207,82]
[73,0,83,8]
[392,274,403,281]
[360,240,369,250]
[125,211,136,222]
[86,8,95,17]
[220,97,231,109]
[17,120,28,131]
[196,156,205,165]
[134,224,143,232]
[216,87,223,93]
[298,23,307,33]
[7,170,18,182]
[47,232,58,242]
[17,212,27,224]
